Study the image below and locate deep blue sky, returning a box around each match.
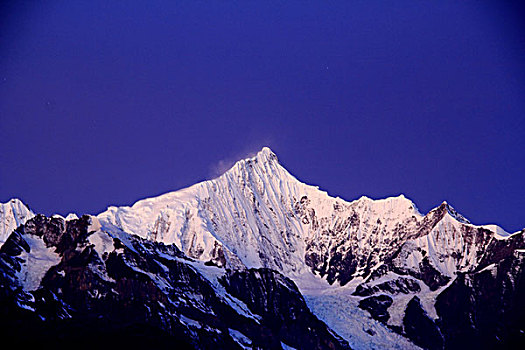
[1,1,524,231]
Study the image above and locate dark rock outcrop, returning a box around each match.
[353,277,421,297]
[436,251,525,350]
[358,294,393,323]
[403,296,444,350]
[221,268,350,349]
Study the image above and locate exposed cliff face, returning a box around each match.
[1,147,523,349]
[435,248,525,349]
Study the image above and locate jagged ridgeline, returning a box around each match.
[1,147,524,349]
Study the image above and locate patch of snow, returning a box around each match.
[65,213,79,221]
[417,277,456,321]
[478,263,497,273]
[16,235,61,291]
[387,294,415,327]
[482,224,512,240]
[88,216,102,232]
[52,213,79,221]
[16,300,36,312]
[180,314,202,329]
[477,263,499,278]
[228,328,252,349]
[280,341,297,350]
[88,229,114,257]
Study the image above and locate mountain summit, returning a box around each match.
[98,147,515,283]
[1,147,524,349]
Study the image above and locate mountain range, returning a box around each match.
[1,147,524,349]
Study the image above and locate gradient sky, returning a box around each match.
[1,1,524,231]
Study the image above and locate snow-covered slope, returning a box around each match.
[97,147,514,283]
[0,198,34,246]
[98,147,321,275]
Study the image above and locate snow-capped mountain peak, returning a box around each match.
[97,146,315,272]
[96,147,514,287]
[255,146,278,162]
[439,201,471,224]
[0,198,34,244]
[223,147,281,178]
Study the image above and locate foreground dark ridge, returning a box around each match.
[0,214,349,349]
